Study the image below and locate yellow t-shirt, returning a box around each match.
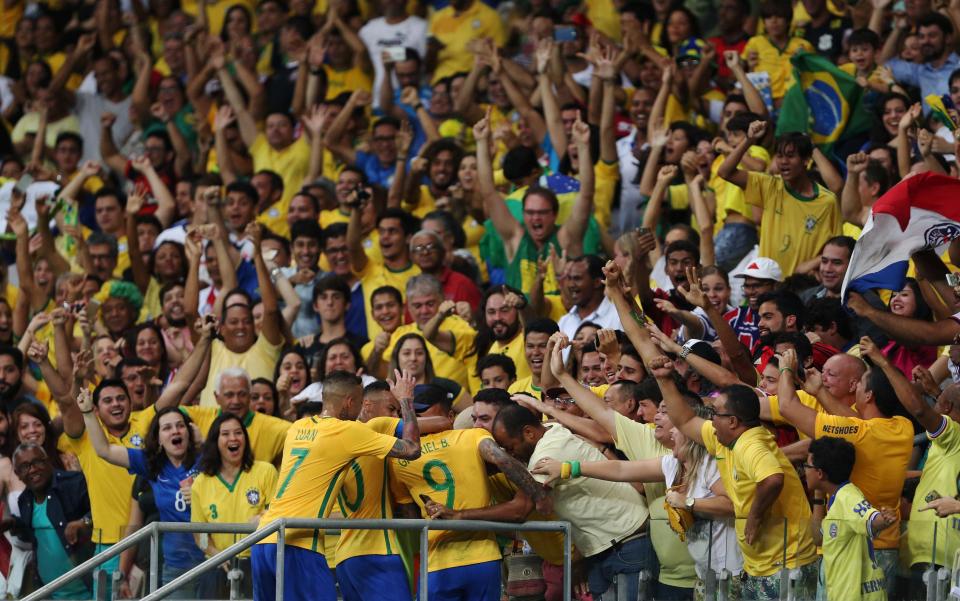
[700,422,817,576]
[57,417,152,544]
[742,36,815,100]
[257,416,398,552]
[190,461,278,557]
[814,413,913,551]
[594,161,619,231]
[389,428,502,571]
[822,482,886,601]
[382,317,477,388]
[320,208,351,229]
[465,333,530,395]
[745,171,841,276]
[508,376,541,399]
[335,417,404,563]
[324,65,373,101]
[356,259,420,341]
[710,146,770,228]
[11,111,81,150]
[906,416,960,568]
[428,1,507,81]
[198,335,283,407]
[256,197,292,240]
[250,135,311,205]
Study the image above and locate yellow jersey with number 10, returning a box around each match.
[335,417,403,563]
[389,429,501,572]
[257,416,398,553]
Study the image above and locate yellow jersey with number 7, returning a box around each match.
[389,429,501,572]
[257,416,398,553]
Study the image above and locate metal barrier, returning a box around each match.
[23,518,571,601]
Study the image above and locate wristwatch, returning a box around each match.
[685,496,695,510]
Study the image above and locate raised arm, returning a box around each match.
[217,62,258,149]
[862,336,941,432]
[812,148,844,196]
[99,113,128,175]
[323,90,370,165]
[497,58,546,146]
[718,120,766,189]
[77,389,130,467]
[535,40,567,158]
[723,51,769,119]
[124,183,151,294]
[547,343,618,438]
[531,456,665,485]
[557,116,594,256]
[420,301,458,355]
[246,223,283,346]
[842,153,871,227]
[385,371,422,460]
[346,197,370,273]
[847,292,960,346]
[651,355,706,444]
[474,110,521,246]
[775,349,818,437]
[155,318,215,410]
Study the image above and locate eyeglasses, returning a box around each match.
[412,243,440,255]
[801,463,819,470]
[14,459,46,474]
[550,397,575,405]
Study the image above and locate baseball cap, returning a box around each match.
[412,380,458,412]
[734,258,783,282]
[681,339,722,366]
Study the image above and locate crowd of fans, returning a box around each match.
[0,0,960,598]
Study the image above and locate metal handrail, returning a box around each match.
[22,521,260,601]
[140,518,573,601]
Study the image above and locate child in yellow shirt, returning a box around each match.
[742,0,814,103]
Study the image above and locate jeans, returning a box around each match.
[584,534,657,600]
[714,222,758,274]
[161,564,218,599]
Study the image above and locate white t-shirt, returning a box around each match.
[75,91,134,163]
[358,16,428,110]
[661,453,743,578]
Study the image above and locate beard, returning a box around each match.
[491,319,521,342]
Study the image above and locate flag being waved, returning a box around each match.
[775,52,872,148]
[842,172,960,298]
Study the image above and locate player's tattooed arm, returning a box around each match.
[387,370,421,460]
[478,439,553,515]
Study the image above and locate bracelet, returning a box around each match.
[560,462,572,480]
[310,68,323,76]
[413,103,424,111]
[629,309,646,326]
[779,367,794,374]
[81,409,94,415]
[570,461,581,478]
[812,499,825,506]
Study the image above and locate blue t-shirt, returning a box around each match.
[33,501,91,599]
[127,449,203,568]
[355,151,396,188]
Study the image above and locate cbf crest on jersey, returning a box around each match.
[246,487,261,506]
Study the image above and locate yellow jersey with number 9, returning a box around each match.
[335,417,403,563]
[389,429,501,571]
[257,416,398,553]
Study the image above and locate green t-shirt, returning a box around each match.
[33,500,90,600]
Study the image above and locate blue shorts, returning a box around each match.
[251,544,336,601]
[425,560,501,601]
[337,555,411,601]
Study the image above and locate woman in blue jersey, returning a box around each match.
[77,390,215,599]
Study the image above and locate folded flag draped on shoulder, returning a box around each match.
[841,172,960,299]
[775,52,872,148]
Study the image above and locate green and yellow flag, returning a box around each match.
[925,94,957,130]
[775,52,872,148]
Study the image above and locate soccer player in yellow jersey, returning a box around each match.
[335,380,453,601]
[805,437,896,601]
[718,120,841,276]
[251,371,422,601]
[390,384,550,601]
[778,345,912,593]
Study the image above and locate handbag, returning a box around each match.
[504,553,547,598]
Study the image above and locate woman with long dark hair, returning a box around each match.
[191,414,277,598]
[125,322,173,386]
[9,403,76,471]
[883,277,937,376]
[79,394,215,598]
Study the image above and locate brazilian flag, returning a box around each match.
[776,52,872,149]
